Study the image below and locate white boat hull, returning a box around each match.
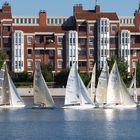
[103,104,137,109]
[62,104,95,110]
[0,104,25,108]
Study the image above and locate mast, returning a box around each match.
[133,68,138,103]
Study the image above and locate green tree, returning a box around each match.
[54,68,70,87]
[79,72,90,86]
[136,61,140,87]
[40,63,53,82]
[0,49,6,69]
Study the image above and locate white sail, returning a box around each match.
[96,61,109,104]
[120,77,137,106]
[33,61,55,108]
[1,64,25,107]
[78,74,94,105]
[129,68,138,103]
[106,61,136,107]
[64,62,80,105]
[64,62,94,108]
[90,63,96,100]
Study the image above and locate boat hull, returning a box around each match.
[103,104,137,109]
[62,104,95,110]
[0,104,25,108]
[32,104,54,109]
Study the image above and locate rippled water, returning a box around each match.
[0,97,140,140]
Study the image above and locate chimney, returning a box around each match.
[39,10,47,26]
[73,4,83,15]
[2,2,11,13]
[95,5,100,13]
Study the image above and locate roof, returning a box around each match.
[75,10,119,21]
[13,26,65,33]
[120,26,139,32]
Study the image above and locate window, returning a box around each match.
[20,19,23,24]
[132,60,137,68]
[69,49,76,57]
[110,37,116,44]
[49,50,54,57]
[28,49,32,56]
[79,38,86,45]
[78,61,87,67]
[29,19,31,24]
[59,19,62,24]
[89,61,94,68]
[55,19,57,24]
[70,38,72,44]
[73,38,76,44]
[3,26,10,32]
[57,37,63,45]
[27,60,32,68]
[15,61,18,69]
[89,37,94,45]
[79,26,86,32]
[57,49,63,57]
[133,50,137,57]
[89,49,94,56]
[111,25,117,32]
[27,36,33,45]
[35,36,41,43]
[58,60,63,68]
[35,50,40,56]
[3,38,9,44]
[19,61,23,67]
[79,48,86,56]
[89,25,94,32]
[25,18,27,24]
[49,59,54,67]
[51,19,53,24]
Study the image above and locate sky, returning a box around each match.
[0,0,139,17]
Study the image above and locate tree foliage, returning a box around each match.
[79,72,90,86]
[9,71,33,82]
[40,63,53,82]
[136,61,140,87]
[54,68,70,87]
[0,49,6,69]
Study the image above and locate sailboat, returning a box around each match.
[89,63,96,102]
[129,68,138,103]
[105,61,137,108]
[0,63,25,108]
[32,61,55,109]
[63,62,95,109]
[96,61,109,106]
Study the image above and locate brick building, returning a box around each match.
[0,2,140,75]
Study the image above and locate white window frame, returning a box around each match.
[27,36,33,45]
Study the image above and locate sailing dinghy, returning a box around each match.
[32,61,55,109]
[0,64,25,108]
[105,61,136,108]
[96,61,109,107]
[129,68,138,103]
[63,62,95,109]
[89,63,96,102]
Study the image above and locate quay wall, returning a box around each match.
[17,88,140,97]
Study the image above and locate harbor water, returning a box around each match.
[0,97,140,140]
